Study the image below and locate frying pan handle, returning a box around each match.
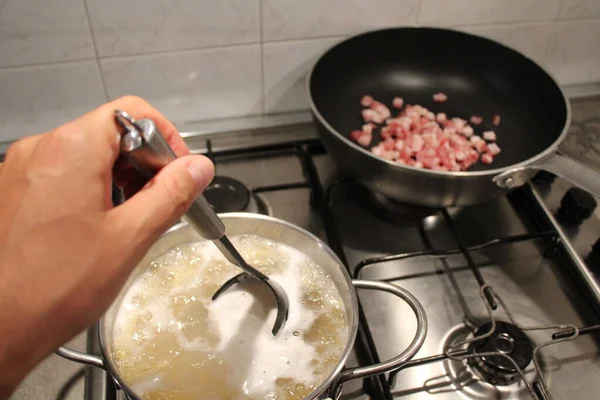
[493,152,600,198]
[336,280,427,384]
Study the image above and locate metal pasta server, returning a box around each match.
[114,109,289,336]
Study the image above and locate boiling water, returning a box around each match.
[111,235,349,400]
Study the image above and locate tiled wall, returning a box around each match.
[1,0,599,141]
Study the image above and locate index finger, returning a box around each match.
[75,95,190,162]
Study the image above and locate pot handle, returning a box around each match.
[493,151,600,197]
[55,346,106,370]
[337,280,427,384]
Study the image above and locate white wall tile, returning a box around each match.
[545,19,600,84]
[460,23,553,63]
[419,0,562,26]
[101,45,262,124]
[262,0,418,41]
[86,0,260,57]
[0,0,94,68]
[263,37,343,113]
[558,0,600,19]
[0,61,106,141]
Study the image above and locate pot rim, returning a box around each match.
[306,26,572,179]
[98,212,360,400]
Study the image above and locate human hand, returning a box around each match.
[0,96,214,397]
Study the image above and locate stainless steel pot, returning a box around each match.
[56,213,427,399]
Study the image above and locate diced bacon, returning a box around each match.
[409,135,425,152]
[452,118,467,130]
[382,138,396,151]
[422,156,441,169]
[361,95,374,107]
[483,131,496,141]
[400,146,414,160]
[392,97,404,109]
[357,134,372,147]
[371,146,383,156]
[443,127,457,137]
[371,101,391,120]
[493,114,501,126]
[380,150,395,160]
[380,127,391,139]
[470,115,483,125]
[356,94,501,171]
[387,125,401,137]
[362,123,374,135]
[398,116,412,130]
[350,130,363,141]
[422,133,439,148]
[461,125,474,138]
[433,92,448,102]
[362,108,383,124]
[481,153,494,164]
[487,143,501,155]
[450,134,468,148]
[473,139,488,153]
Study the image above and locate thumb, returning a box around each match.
[109,155,214,247]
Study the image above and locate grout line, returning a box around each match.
[433,15,600,31]
[540,1,565,68]
[556,0,566,19]
[0,14,597,73]
[258,34,350,45]
[94,41,261,61]
[82,0,110,101]
[0,58,97,72]
[415,0,423,25]
[259,0,266,114]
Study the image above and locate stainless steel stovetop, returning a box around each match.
[11,96,600,400]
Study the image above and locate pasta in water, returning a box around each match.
[111,234,348,400]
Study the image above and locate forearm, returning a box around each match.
[0,266,47,398]
[0,255,86,399]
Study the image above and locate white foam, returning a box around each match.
[209,248,317,396]
[111,235,347,399]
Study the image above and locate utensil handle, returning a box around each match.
[121,118,225,240]
[494,152,600,198]
[55,346,106,370]
[337,280,427,384]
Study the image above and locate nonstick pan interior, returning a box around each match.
[309,28,568,172]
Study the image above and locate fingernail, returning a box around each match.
[187,159,207,191]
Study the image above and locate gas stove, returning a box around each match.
[24,96,600,400]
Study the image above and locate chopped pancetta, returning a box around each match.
[351,95,502,171]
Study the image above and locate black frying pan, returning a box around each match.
[308,27,599,207]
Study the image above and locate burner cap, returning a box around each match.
[367,190,437,222]
[203,176,250,213]
[468,321,533,385]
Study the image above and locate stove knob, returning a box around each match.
[532,170,556,185]
[557,188,597,224]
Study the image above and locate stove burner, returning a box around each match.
[203,176,272,215]
[367,190,438,222]
[204,176,250,213]
[441,324,540,399]
[468,321,534,386]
